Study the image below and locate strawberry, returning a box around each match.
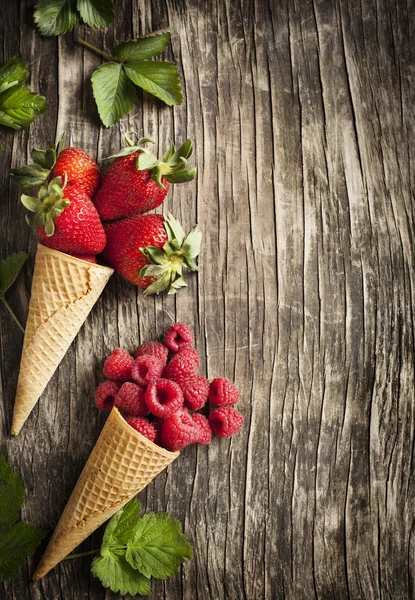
[52,147,100,197]
[93,136,196,221]
[21,177,106,255]
[102,213,202,295]
[10,133,100,197]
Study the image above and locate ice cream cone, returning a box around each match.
[12,244,113,435]
[33,407,179,580]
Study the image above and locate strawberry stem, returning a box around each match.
[1,297,24,333]
[78,40,115,62]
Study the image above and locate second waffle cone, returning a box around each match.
[33,407,179,580]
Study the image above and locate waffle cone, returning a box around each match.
[33,407,179,580]
[12,245,113,435]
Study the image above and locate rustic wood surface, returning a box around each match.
[0,0,414,598]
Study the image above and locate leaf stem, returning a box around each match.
[64,549,100,560]
[78,40,115,62]
[1,297,25,332]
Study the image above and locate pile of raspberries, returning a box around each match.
[95,322,244,452]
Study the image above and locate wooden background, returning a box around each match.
[0,0,414,598]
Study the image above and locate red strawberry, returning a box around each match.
[69,254,97,264]
[10,133,100,197]
[52,147,100,198]
[93,137,196,221]
[21,178,106,255]
[102,213,202,295]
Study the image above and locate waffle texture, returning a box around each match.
[12,245,113,435]
[33,407,179,580]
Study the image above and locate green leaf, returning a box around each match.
[101,499,141,548]
[34,0,80,37]
[0,457,24,527]
[114,33,170,63]
[182,225,202,259]
[56,132,66,156]
[136,150,158,171]
[125,512,193,580]
[20,195,42,212]
[91,548,151,596]
[124,61,182,106]
[0,252,28,297]
[167,139,193,167]
[164,214,185,246]
[0,85,47,131]
[164,168,197,184]
[10,164,51,190]
[0,522,46,581]
[0,58,27,94]
[91,62,136,127]
[77,0,114,28]
[140,246,169,266]
[143,271,172,296]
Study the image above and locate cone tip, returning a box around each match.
[11,421,21,436]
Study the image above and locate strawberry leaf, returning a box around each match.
[0,456,46,582]
[124,61,182,106]
[0,457,25,527]
[77,0,113,28]
[0,523,46,581]
[0,252,28,298]
[10,164,51,190]
[0,84,47,131]
[0,58,27,94]
[91,63,136,127]
[114,33,170,63]
[34,0,79,37]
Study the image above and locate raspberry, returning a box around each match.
[164,322,194,353]
[103,348,134,382]
[209,377,239,406]
[134,341,169,366]
[95,380,121,411]
[192,413,212,445]
[159,409,199,451]
[145,379,184,419]
[164,349,199,385]
[131,355,164,387]
[115,382,148,417]
[181,376,209,411]
[125,417,156,442]
[209,407,244,438]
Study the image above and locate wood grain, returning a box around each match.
[0,0,414,598]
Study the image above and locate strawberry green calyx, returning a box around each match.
[107,134,197,189]
[10,133,66,191]
[140,214,202,295]
[21,176,70,236]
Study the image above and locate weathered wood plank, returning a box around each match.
[1,0,414,598]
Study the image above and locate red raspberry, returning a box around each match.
[181,376,209,411]
[209,407,244,438]
[164,322,194,353]
[192,413,212,445]
[134,341,169,366]
[95,380,121,411]
[145,379,184,419]
[131,355,164,387]
[164,348,199,385]
[209,377,239,406]
[159,409,199,451]
[125,417,156,442]
[103,348,134,382]
[115,382,148,417]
